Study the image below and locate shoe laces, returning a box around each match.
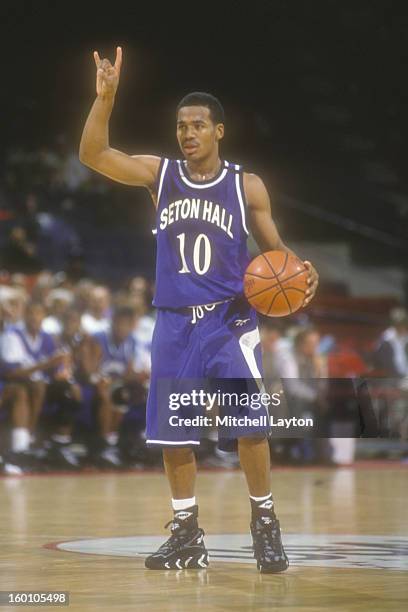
[158,518,195,552]
[254,517,284,556]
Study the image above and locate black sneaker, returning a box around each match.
[251,515,289,573]
[0,454,23,475]
[44,441,81,471]
[93,445,124,469]
[145,507,209,570]
[3,450,41,473]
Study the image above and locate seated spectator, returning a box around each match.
[91,306,149,468]
[1,226,43,274]
[0,301,80,470]
[374,307,408,378]
[371,307,408,440]
[73,279,95,312]
[81,285,111,334]
[260,319,293,389]
[57,308,98,383]
[2,287,28,330]
[42,288,74,336]
[31,271,54,304]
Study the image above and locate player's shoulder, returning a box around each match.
[242,172,267,203]
[243,171,264,187]
[41,329,55,343]
[91,331,105,343]
[0,327,20,343]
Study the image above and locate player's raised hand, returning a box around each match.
[93,46,122,98]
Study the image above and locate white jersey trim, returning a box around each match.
[238,327,262,378]
[235,164,249,235]
[177,159,229,188]
[146,439,201,445]
[157,158,169,204]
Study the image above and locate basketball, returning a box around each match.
[244,250,309,317]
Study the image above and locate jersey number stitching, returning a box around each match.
[176,232,211,276]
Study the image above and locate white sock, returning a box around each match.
[51,434,72,445]
[172,497,196,511]
[249,492,273,503]
[11,428,31,453]
[104,432,119,446]
[250,492,274,514]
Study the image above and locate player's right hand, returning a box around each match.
[93,46,122,98]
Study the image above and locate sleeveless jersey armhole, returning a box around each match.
[156,157,169,207]
[234,164,249,235]
[151,157,169,236]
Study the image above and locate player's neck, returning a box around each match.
[184,155,222,182]
[26,327,39,339]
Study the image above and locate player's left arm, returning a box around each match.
[244,172,319,307]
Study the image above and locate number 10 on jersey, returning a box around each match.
[177,233,211,275]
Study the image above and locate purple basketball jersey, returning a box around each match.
[152,158,250,308]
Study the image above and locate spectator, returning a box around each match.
[374,307,408,378]
[260,319,293,388]
[281,327,331,464]
[74,279,95,313]
[42,288,74,336]
[31,271,54,303]
[57,309,98,383]
[81,285,111,334]
[2,287,28,330]
[1,226,43,274]
[0,301,79,470]
[91,306,149,468]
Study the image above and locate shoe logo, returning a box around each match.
[235,318,250,327]
[174,511,193,521]
[261,517,273,525]
[196,534,204,544]
[197,553,208,567]
[258,500,274,510]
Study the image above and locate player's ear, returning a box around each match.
[216,123,224,141]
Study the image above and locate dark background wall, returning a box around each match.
[1,0,407,281]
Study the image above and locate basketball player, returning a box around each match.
[91,306,148,468]
[79,47,319,573]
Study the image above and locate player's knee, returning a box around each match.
[238,435,268,447]
[30,380,46,399]
[162,446,195,463]
[4,383,29,404]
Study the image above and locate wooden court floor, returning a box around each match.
[1,465,407,611]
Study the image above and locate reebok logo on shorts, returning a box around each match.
[234,319,250,326]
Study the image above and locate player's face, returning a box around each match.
[260,328,280,351]
[112,316,134,343]
[25,305,45,333]
[177,106,224,161]
[299,332,320,357]
[64,311,81,337]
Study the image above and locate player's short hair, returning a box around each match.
[26,300,45,313]
[113,306,136,321]
[176,92,225,124]
[294,327,319,348]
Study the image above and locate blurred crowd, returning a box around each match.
[0,267,407,475]
[0,272,155,474]
[260,312,408,465]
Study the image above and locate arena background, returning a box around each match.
[0,2,407,610]
[1,1,407,280]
